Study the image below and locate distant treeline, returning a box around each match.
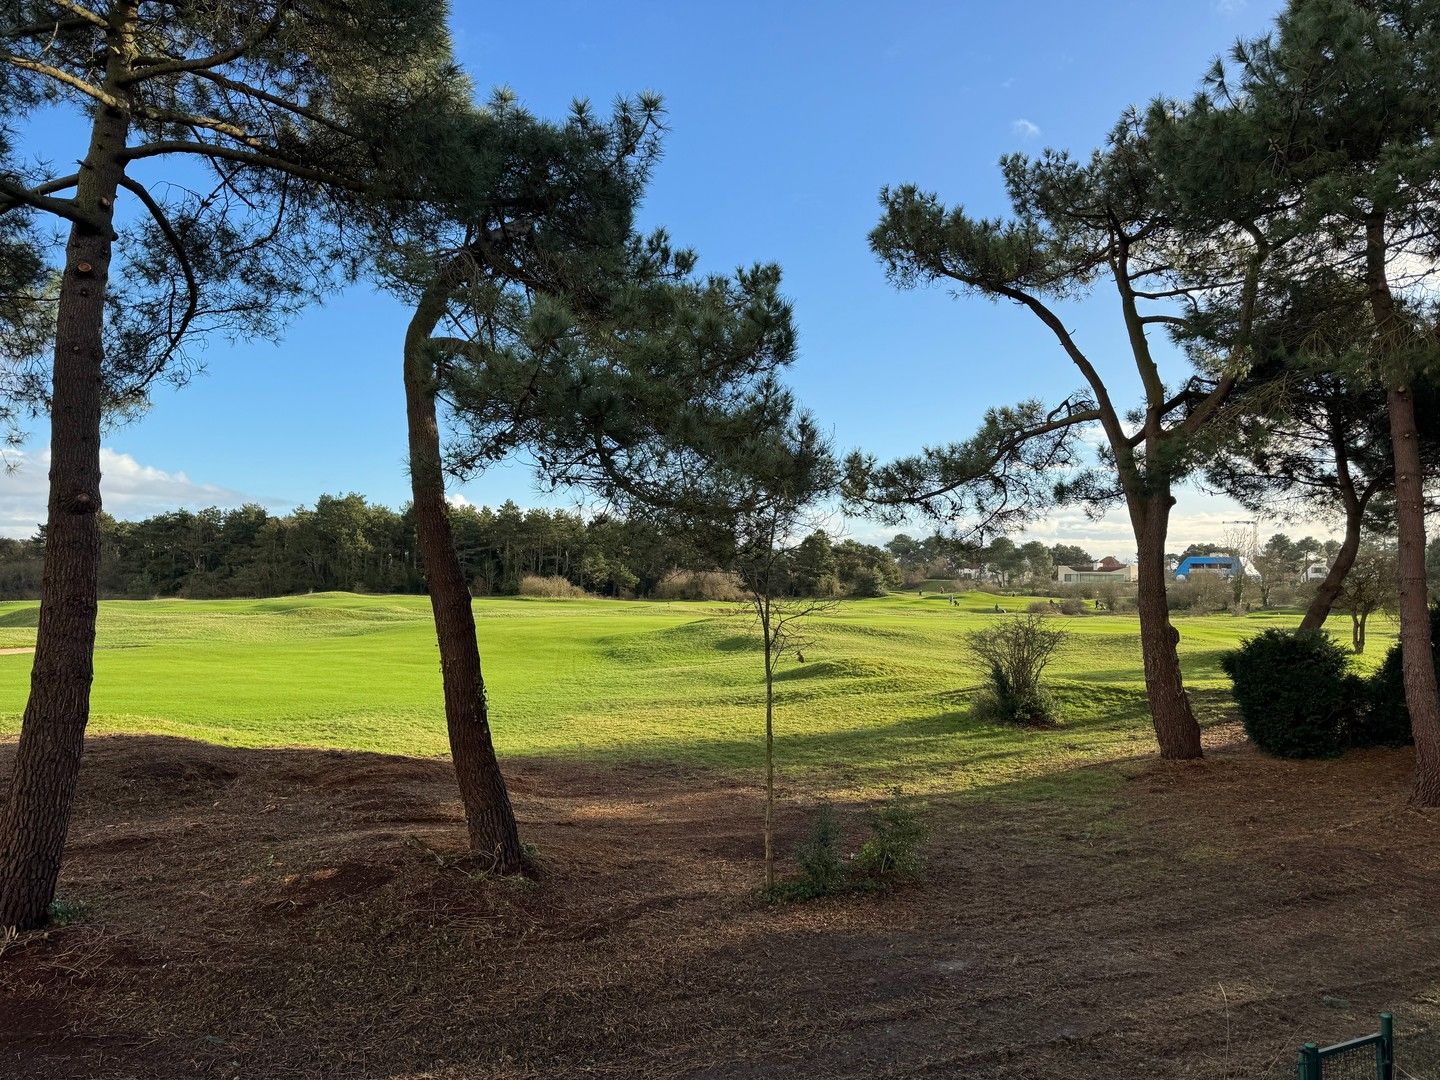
[0,494,903,601]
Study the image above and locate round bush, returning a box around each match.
[1221,629,1363,758]
[1360,606,1439,748]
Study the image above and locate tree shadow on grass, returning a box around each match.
[514,683,1237,796]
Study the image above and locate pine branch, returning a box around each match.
[116,174,198,391]
[189,68,357,138]
[120,2,291,84]
[119,139,366,191]
[2,54,126,109]
[46,1,108,30]
[0,174,96,227]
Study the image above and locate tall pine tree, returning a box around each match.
[0,0,456,931]
[378,94,805,865]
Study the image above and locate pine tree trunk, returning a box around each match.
[403,287,523,870]
[1365,214,1440,805]
[1388,385,1440,805]
[0,88,131,931]
[1131,492,1203,760]
[1300,502,1363,631]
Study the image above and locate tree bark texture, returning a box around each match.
[1130,491,1203,760]
[403,284,524,869]
[0,37,133,930]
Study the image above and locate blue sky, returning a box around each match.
[5,0,1311,555]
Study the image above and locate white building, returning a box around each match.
[1054,558,1139,585]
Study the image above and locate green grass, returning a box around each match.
[0,591,1397,797]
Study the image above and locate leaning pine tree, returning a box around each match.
[0,0,459,931]
[379,93,805,867]
[850,103,1288,759]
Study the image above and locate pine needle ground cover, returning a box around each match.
[0,591,1395,797]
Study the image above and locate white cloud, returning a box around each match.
[1011,118,1041,139]
[1214,0,1247,14]
[445,491,473,509]
[0,447,252,538]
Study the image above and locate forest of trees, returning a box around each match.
[0,496,904,602]
[11,499,1432,610]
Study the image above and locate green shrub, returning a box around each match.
[793,803,846,894]
[972,664,1060,727]
[1360,607,1438,747]
[1221,629,1363,758]
[47,897,86,926]
[1364,645,1415,747]
[517,575,590,599]
[764,795,927,903]
[967,614,1068,726]
[854,790,927,884]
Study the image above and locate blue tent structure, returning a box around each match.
[1174,555,1241,580]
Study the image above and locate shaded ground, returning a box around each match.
[2,728,1438,1078]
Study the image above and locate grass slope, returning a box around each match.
[0,591,1394,796]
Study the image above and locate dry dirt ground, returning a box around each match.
[3,726,1439,1079]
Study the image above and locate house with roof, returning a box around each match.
[1055,557,1139,584]
[1174,554,1242,581]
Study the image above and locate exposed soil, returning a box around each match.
[0,649,34,656]
[2,727,1438,1078]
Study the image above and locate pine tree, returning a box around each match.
[853,102,1286,759]
[0,0,456,931]
[378,94,806,866]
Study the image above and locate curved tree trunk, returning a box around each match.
[1130,491,1203,760]
[1300,506,1364,631]
[403,284,524,870]
[1300,411,1372,631]
[0,69,132,931]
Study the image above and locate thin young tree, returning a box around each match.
[1250,534,1303,611]
[382,95,804,868]
[852,104,1284,759]
[1220,523,1259,610]
[0,0,454,931]
[723,418,836,890]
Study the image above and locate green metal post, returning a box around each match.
[1379,1013,1394,1080]
[1299,1042,1320,1080]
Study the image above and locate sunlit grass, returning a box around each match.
[0,590,1395,797]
